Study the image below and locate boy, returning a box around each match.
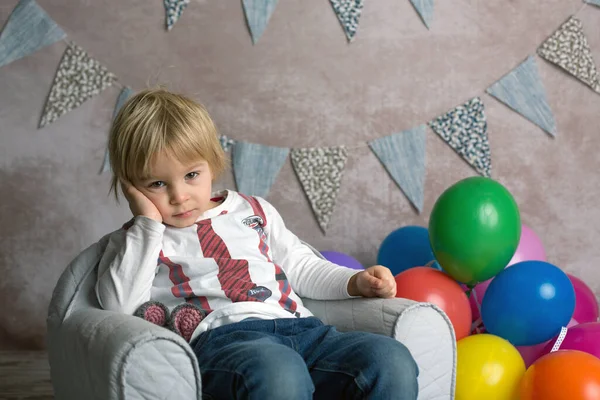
[96,88,418,399]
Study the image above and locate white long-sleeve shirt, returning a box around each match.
[96,190,358,342]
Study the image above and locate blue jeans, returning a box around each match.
[192,317,419,399]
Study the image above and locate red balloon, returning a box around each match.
[395,267,472,340]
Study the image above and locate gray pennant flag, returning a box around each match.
[100,87,133,174]
[233,141,289,198]
[369,125,427,212]
[0,0,66,68]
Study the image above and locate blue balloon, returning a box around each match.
[377,226,441,276]
[481,260,575,346]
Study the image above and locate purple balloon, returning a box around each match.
[541,322,600,359]
[568,274,599,324]
[320,251,364,270]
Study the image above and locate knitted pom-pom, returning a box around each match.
[134,301,170,327]
[169,303,206,342]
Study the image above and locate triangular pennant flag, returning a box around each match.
[368,125,427,212]
[219,134,235,153]
[232,141,289,198]
[486,56,557,137]
[0,0,66,68]
[585,0,600,7]
[537,16,600,94]
[330,0,364,42]
[100,87,133,174]
[291,147,348,233]
[164,0,190,31]
[429,97,491,177]
[242,0,279,44]
[40,43,116,128]
[410,0,434,29]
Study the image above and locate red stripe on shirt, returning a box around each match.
[196,220,259,303]
[158,250,211,311]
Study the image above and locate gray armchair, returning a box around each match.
[47,236,457,399]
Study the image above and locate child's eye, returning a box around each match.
[148,181,165,188]
[186,172,199,179]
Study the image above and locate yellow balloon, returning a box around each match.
[456,334,526,400]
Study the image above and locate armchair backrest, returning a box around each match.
[47,235,109,331]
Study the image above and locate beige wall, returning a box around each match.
[0,0,598,349]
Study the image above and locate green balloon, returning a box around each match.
[428,177,521,286]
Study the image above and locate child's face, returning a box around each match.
[133,151,217,228]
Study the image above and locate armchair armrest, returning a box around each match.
[302,297,420,336]
[47,308,201,400]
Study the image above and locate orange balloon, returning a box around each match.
[394,267,472,340]
[519,350,600,400]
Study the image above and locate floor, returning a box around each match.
[0,351,54,399]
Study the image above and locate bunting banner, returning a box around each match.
[164,0,190,31]
[585,0,600,7]
[429,97,491,177]
[40,43,116,127]
[486,56,557,137]
[0,0,66,68]
[410,0,434,30]
[100,87,133,174]
[4,0,600,232]
[291,147,348,233]
[537,16,600,94]
[243,0,279,44]
[330,0,364,42]
[232,141,289,198]
[369,125,427,212]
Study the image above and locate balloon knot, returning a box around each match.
[465,283,476,298]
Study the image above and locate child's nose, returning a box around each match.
[169,187,190,205]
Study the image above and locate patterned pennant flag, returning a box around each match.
[486,56,557,137]
[537,16,600,94]
[429,97,491,177]
[100,87,133,174]
[585,0,600,6]
[410,0,434,29]
[330,0,364,42]
[243,0,279,44]
[232,141,289,198]
[291,146,348,233]
[219,134,235,153]
[164,0,190,31]
[368,125,427,212]
[40,43,116,128]
[0,0,66,68]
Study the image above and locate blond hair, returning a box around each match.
[108,87,226,200]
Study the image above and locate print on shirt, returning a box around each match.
[242,215,266,240]
[196,219,272,303]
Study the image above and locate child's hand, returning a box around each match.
[348,265,397,298]
[121,180,163,223]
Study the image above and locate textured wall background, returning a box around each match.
[0,0,598,349]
